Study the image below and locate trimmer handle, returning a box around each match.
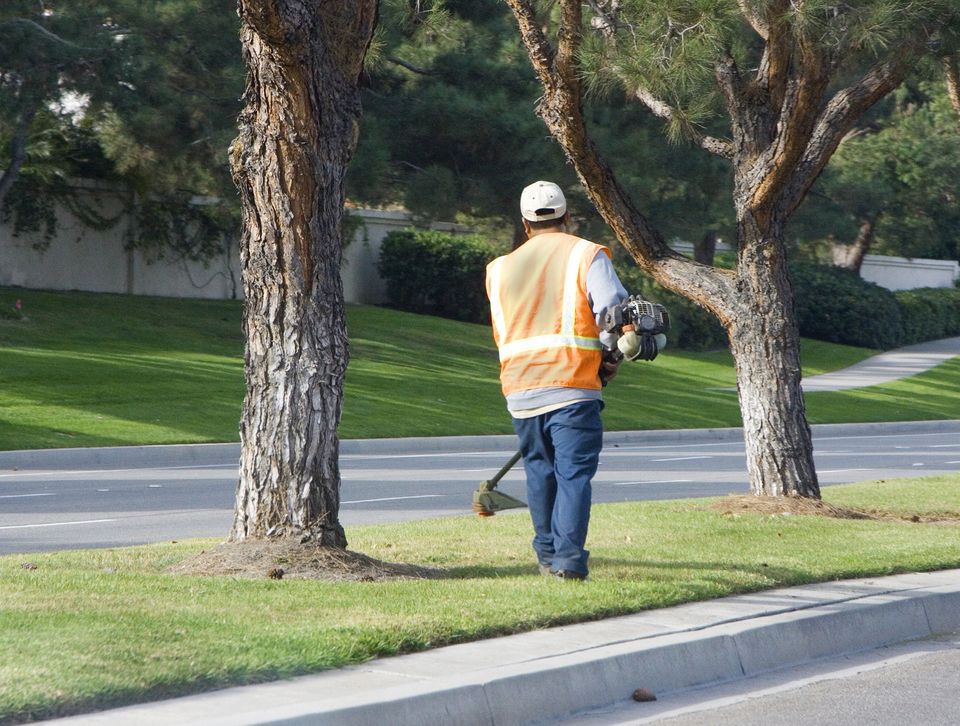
[480,450,522,491]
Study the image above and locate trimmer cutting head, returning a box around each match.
[472,483,527,517]
[472,450,526,516]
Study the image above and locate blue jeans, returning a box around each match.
[512,400,603,576]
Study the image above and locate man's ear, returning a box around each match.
[522,218,532,236]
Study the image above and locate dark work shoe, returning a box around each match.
[553,569,587,581]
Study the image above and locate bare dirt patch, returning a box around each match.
[169,536,443,581]
[708,495,960,524]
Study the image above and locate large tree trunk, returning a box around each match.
[0,105,38,209]
[946,55,960,123]
[694,231,718,266]
[841,214,880,274]
[731,217,820,498]
[229,1,377,546]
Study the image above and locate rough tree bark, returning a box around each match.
[504,0,937,497]
[229,1,377,545]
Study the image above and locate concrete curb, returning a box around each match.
[3,419,960,470]
[49,569,960,725]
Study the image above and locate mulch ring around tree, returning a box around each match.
[169,536,443,581]
[708,495,960,525]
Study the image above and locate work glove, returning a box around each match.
[617,331,667,361]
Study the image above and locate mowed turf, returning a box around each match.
[1,286,958,451]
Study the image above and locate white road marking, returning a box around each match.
[0,518,117,531]
[650,456,712,463]
[341,494,445,505]
[816,432,960,443]
[819,468,870,474]
[0,492,55,499]
[930,444,960,448]
[0,463,232,479]
[342,452,508,461]
[612,479,694,487]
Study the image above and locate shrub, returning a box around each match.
[895,287,960,345]
[614,264,728,351]
[790,263,903,349]
[378,229,505,323]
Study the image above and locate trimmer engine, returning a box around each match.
[599,295,671,362]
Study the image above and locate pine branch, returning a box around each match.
[755,2,791,120]
[585,0,617,37]
[503,0,557,88]
[0,18,94,51]
[555,0,582,88]
[748,25,832,218]
[634,85,733,159]
[386,55,435,76]
[715,52,757,157]
[785,53,918,217]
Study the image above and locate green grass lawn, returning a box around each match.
[2,475,959,722]
[1,286,958,451]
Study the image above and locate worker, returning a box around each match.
[485,180,629,580]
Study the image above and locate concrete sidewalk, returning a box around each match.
[51,569,960,726]
[801,335,960,392]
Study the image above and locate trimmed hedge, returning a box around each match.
[791,262,960,349]
[896,287,960,345]
[378,229,504,324]
[790,262,904,350]
[377,230,959,351]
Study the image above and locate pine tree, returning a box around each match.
[504,0,960,498]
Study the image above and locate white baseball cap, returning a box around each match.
[520,180,567,222]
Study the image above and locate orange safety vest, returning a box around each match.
[486,233,610,397]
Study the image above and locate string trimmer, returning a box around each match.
[472,450,526,516]
[473,296,670,517]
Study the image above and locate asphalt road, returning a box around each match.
[564,631,960,725]
[2,422,959,555]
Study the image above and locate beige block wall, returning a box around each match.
[0,188,425,303]
[4,185,951,301]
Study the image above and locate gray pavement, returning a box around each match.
[4,419,960,554]
[19,336,960,724]
[567,630,960,724]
